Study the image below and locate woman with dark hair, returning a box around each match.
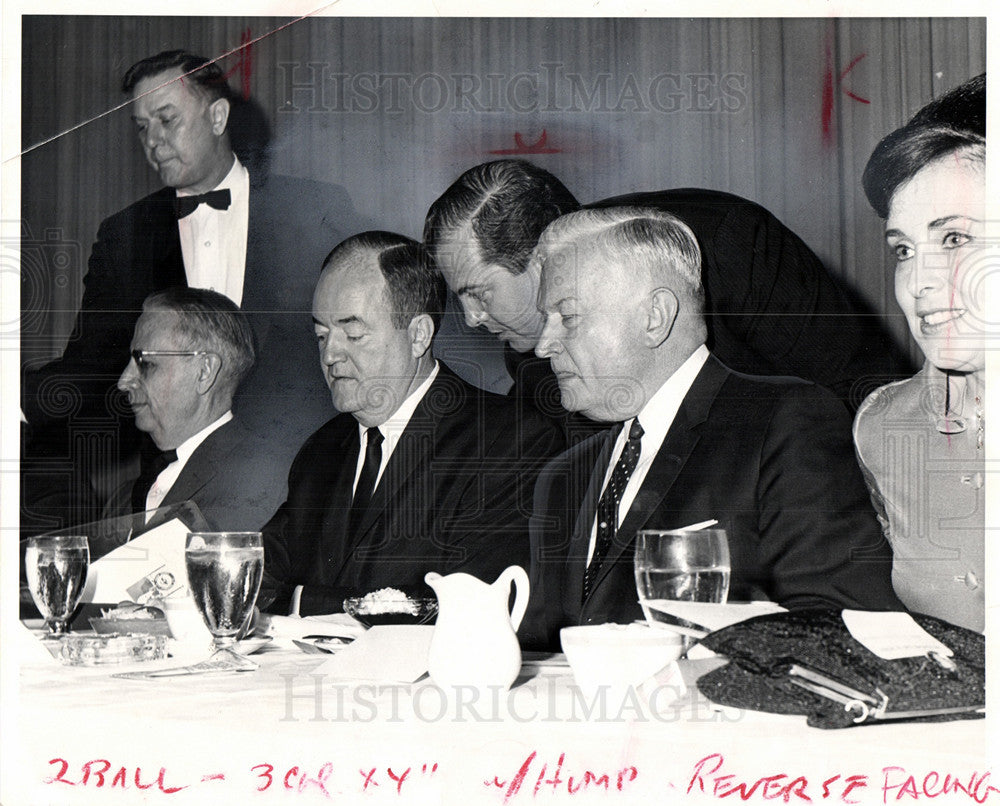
[854,105,986,631]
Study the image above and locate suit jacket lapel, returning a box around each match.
[349,372,445,543]
[240,177,268,312]
[565,427,618,610]
[148,189,185,292]
[318,424,363,579]
[585,357,729,601]
[158,421,241,510]
[234,181,280,365]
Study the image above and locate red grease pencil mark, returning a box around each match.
[221,28,255,100]
[821,37,869,146]
[490,130,561,155]
[822,44,835,145]
[839,54,870,104]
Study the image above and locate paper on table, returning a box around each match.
[841,610,954,660]
[312,625,434,683]
[13,623,61,665]
[80,518,191,605]
[647,600,786,632]
[262,613,367,643]
[647,602,787,660]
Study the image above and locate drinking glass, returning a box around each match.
[634,529,730,630]
[184,532,263,658]
[24,535,90,637]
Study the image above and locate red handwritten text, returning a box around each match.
[360,763,439,795]
[820,23,869,147]
[251,762,334,797]
[688,753,865,802]
[486,751,638,802]
[43,758,188,794]
[882,767,999,803]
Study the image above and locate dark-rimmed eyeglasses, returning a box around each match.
[129,349,214,373]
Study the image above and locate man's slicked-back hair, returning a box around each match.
[424,159,581,276]
[142,286,255,390]
[862,124,985,219]
[122,49,234,102]
[323,232,447,333]
[537,206,705,309]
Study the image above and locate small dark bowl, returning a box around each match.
[342,596,438,628]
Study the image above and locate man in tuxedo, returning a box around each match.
[260,233,563,616]
[523,207,902,650]
[21,49,360,532]
[106,287,287,532]
[424,159,913,412]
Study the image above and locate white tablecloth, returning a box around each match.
[4,632,990,806]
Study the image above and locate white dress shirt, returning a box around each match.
[176,157,250,305]
[587,345,710,563]
[351,362,441,495]
[145,411,234,521]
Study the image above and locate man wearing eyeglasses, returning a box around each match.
[107,286,287,531]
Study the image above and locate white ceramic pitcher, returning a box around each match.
[425,566,529,690]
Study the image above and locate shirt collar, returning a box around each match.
[357,361,440,443]
[626,344,710,450]
[175,410,233,463]
[176,155,246,197]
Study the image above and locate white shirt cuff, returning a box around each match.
[289,585,304,617]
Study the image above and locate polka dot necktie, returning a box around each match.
[582,419,644,602]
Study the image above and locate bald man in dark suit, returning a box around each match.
[261,233,564,616]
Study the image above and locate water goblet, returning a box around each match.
[24,535,90,638]
[184,532,264,662]
[634,528,730,648]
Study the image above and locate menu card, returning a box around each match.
[79,518,191,605]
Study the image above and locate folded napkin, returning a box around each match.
[649,600,786,632]
[14,623,61,666]
[312,625,434,683]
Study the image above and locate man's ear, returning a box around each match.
[645,287,679,347]
[408,314,435,359]
[208,97,230,136]
[195,353,223,394]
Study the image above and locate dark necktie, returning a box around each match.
[131,448,178,513]
[173,188,232,219]
[348,428,384,535]
[582,419,644,602]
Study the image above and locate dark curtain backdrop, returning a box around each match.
[20,16,986,378]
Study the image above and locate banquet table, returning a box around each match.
[5,627,992,806]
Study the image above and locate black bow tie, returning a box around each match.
[173,188,232,219]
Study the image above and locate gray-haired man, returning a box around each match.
[109,286,286,531]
